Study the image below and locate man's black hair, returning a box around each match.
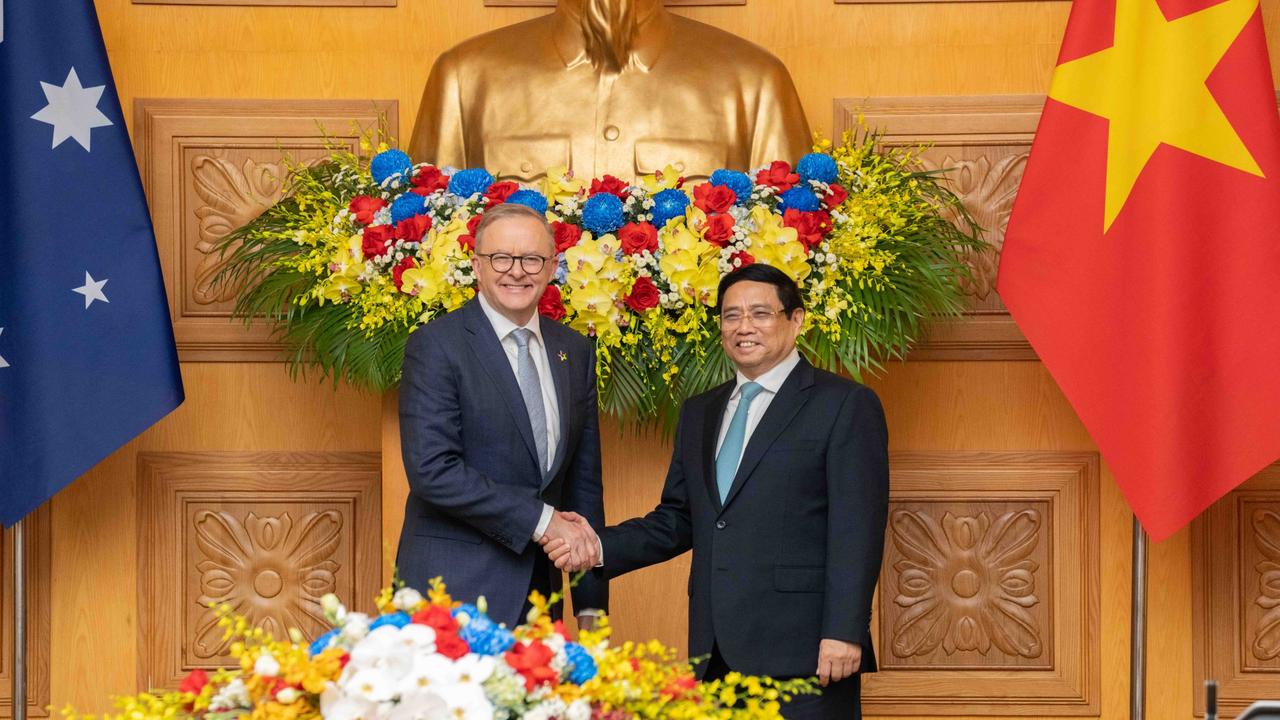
[715,263,803,317]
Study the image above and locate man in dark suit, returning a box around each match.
[396,202,607,628]
[549,263,888,718]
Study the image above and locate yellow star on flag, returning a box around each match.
[1049,0,1264,231]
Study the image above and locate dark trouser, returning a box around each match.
[518,552,562,622]
[703,644,862,720]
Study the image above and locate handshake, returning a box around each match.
[538,510,601,572]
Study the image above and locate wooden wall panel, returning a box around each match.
[137,451,380,689]
[1,508,51,719]
[134,99,397,362]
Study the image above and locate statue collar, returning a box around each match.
[550,8,673,73]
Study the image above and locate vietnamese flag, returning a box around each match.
[998,0,1280,540]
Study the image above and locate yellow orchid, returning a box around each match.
[658,219,719,305]
[541,165,586,204]
[743,206,811,284]
[320,273,362,303]
[565,280,622,340]
[639,164,684,193]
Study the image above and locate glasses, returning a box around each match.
[476,253,549,274]
[720,307,788,327]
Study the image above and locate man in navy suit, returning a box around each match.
[396,202,607,628]
[549,264,889,718]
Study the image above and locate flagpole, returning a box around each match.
[11,518,26,720]
[1130,516,1147,720]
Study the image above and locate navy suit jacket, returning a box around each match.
[600,358,889,678]
[396,298,608,626]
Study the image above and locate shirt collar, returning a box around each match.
[733,349,801,398]
[477,293,543,345]
[551,7,672,72]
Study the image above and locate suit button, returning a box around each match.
[715,520,726,530]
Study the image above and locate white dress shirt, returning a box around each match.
[715,350,802,466]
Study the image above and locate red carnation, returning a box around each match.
[361,224,395,259]
[783,209,833,249]
[539,285,567,321]
[552,221,583,253]
[347,196,387,225]
[435,631,470,660]
[618,222,659,256]
[693,183,736,214]
[824,183,849,209]
[702,213,736,247]
[505,640,559,691]
[458,214,484,251]
[624,276,661,312]
[394,214,432,242]
[755,161,800,193]
[552,620,572,642]
[731,250,755,268]
[392,257,417,291]
[590,175,630,200]
[484,181,520,207]
[412,604,459,634]
[411,166,450,195]
[178,668,209,695]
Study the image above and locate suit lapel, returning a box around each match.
[700,382,734,512]
[460,299,541,471]
[541,324,573,489]
[720,361,815,512]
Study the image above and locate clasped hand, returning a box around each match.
[538,510,600,572]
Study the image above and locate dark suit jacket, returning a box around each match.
[600,358,888,678]
[396,298,607,626]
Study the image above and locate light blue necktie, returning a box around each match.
[715,381,764,503]
[511,328,549,472]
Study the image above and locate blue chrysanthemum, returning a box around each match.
[778,187,821,214]
[554,256,569,284]
[563,642,597,684]
[581,193,626,236]
[390,193,428,225]
[448,168,495,198]
[651,188,691,229]
[796,152,839,184]
[452,604,516,656]
[710,169,753,203]
[370,611,411,631]
[506,189,549,215]
[370,149,413,185]
[308,627,340,656]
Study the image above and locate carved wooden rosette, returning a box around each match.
[0,508,50,718]
[137,452,380,689]
[134,99,397,362]
[863,452,1100,715]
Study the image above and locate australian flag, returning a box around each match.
[0,2,184,525]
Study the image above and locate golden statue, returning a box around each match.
[408,0,811,183]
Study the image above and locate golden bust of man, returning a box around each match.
[408,0,811,183]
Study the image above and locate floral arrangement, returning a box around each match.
[214,132,982,423]
[67,582,812,720]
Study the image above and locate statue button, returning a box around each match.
[520,161,534,174]
[674,162,686,173]
[603,125,620,141]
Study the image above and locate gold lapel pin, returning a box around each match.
[558,351,568,362]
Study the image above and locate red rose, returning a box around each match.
[552,620,572,642]
[347,195,387,225]
[538,285,567,321]
[392,257,417,291]
[702,213,736,247]
[755,161,800,193]
[178,668,209,695]
[411,166,450,195]
[618,221,658,255]
[783,209,833,249]
[731,250,755,268]
[394,214,432,242]
[589,175,630,200]
[435,631,470,660]
[552,221,583,253]
[504,640,559,691]
[361,224,395,259]
[624,276,660,312]
[824,183,849,209]
[411,604,459,634]
[693,183,736,214]
[458,214,484,251]
[484,181,520,207]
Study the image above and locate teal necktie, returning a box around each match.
[715,382,764,503]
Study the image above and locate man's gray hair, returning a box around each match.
[474,202,554,252]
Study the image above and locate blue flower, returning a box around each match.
[370,149,413,185]
[651,188,690,229]
[308,627,340,656]
[390,193,428,225]
[452,604,515,656]
[796,152,839,184]
[506,189,549,215]
[710,169,753,203]
[448,168,495,199]
[370,611,411,631]
[778,187,821,214]
[581,193,626,236]
[554,256,569,285]
[563,642,597,684]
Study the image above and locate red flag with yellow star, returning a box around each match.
[998,0,1280,540]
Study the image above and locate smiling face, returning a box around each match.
[719,279,804,380]
[472,215,556,326]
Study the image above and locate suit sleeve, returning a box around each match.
[399,327,545,555]
[599,407,695,578]
[821,385,890,646]
[564,347,609,612]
